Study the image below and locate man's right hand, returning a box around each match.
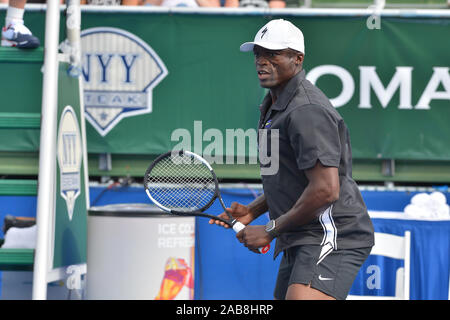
[208,201,255,228]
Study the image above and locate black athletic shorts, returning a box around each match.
[274,245,372,300]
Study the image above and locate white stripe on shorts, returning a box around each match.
[317,205,337,265]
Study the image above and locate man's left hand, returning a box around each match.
[236,225,273,253]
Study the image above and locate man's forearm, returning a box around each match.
[275,185,329,234]
[275,180,339,235]
[246,194,269,220]
[274,162,340,235]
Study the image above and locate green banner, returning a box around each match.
[53,62,88,270]
[1,9,449,161]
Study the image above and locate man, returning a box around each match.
[1,0,40,48]
[210,19,374,300]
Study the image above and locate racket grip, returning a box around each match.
[232,221,270,254]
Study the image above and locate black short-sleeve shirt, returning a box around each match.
[258,70,374,258]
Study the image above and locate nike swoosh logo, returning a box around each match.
[318,275,334,281]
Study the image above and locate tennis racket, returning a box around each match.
[144,150,270,254]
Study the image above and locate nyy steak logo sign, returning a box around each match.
[80,27,168,136]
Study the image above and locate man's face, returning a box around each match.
[253,45,302,90]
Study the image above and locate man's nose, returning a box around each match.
[255,55,269,65]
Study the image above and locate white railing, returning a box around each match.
[0,3,449,17]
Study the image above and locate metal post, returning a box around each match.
[62,0,82,77]
[32,0,60,300]
[374,0,385,10]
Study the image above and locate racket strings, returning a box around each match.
[145,153,216,211]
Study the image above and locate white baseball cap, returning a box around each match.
[240,19,305,54]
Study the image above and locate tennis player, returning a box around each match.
[210,19,374,300]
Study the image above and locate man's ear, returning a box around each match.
[296,53,304,66]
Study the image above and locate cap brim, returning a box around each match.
[240,42,256,52]
[240,41,289,52]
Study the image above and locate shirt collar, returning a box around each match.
[272,69,306,111]
[258,69,306,113]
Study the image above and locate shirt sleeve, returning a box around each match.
[286,104,341,170]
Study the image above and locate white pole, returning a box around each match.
[32,0,60,300]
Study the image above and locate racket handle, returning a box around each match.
[232,221,270,254]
